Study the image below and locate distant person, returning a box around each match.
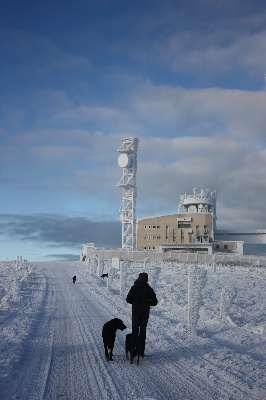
[126,272,158,357]
[73,276,76,284]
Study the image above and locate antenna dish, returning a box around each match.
[118,153,132,168]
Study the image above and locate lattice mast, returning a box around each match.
[116,137,139,250]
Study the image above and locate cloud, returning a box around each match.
[128,83,266,141]
[157,30,266,81]
[135,135,266,231]
[0,30,91,72]
[135,1,266,83]
[0,214,121,249]
[1,81,266,231]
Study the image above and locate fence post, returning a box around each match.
[119,261,127,296]
[188,266,206,333]
[143,258,149,271]
[219,287,236,322]
[107,266,116,291]
[97,259,104,281]
[214,261,216,273]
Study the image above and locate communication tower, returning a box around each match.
[117,137,139,249]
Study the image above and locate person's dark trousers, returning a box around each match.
[132,315,149,353]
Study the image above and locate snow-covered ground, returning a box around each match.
[0,258,265,400]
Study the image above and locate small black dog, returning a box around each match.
[102,318,127,361]
[73,276,76,284]
[125,333,141,365]
[101,273,108,278]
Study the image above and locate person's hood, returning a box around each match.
[135,272,148,284]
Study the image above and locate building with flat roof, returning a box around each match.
[136,188,244,254]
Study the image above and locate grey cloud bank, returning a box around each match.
[0,214,121,259]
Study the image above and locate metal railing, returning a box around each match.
[84,248,266,266]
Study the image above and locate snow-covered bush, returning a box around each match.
[0,260,37,310]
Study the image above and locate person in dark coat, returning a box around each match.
[126,272,158,357]
[73,276,76,284]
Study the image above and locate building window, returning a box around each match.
[178,223,191,228]
[173,229,177,242]
[216,245,220,250]
[181,229,185,243]
[166,225,169,241]
[189,233,192,243]
[224,245,228,251]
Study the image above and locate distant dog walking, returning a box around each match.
[73,276,76,284]
[102,318,127,361]
[101,273,108,278]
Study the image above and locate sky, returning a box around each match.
[1,0,266,261]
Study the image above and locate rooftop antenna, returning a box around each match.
[117,137,139,250]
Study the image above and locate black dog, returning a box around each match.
[102,318,127,361]
[125,333,141,365]
[73,276,76,284]
[101,273,108,278]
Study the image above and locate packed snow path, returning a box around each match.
[1,261,266,399]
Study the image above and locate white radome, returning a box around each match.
[118,153,131,168]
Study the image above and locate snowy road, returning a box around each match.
[1,261,266,399]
